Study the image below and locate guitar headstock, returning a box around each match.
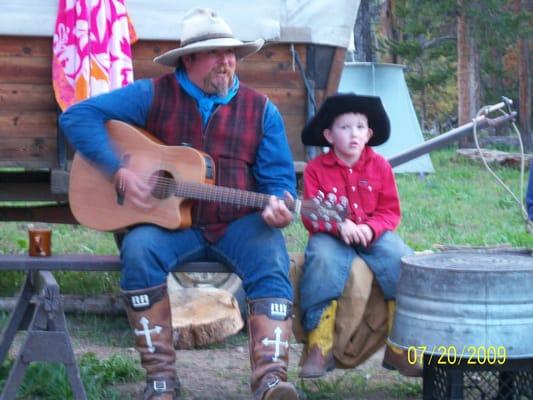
[299,191,348,229]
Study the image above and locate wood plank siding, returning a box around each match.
[0,35,344,169]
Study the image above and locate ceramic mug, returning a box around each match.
[28,227,52,257]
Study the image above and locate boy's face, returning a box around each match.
[324,112,373,165]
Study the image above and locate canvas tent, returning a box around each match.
[339,62,434,173]
[1,0,360,47]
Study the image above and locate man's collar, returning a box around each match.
[175,68,239,103]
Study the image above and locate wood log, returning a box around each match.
[432,243,533,255]
[456,148,533,167]
[0,294,124,315]
[167,279,244,350]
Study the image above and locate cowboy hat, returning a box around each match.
[154,8,264,67]
[301,93,390,147]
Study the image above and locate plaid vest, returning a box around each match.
[146,73,267,242]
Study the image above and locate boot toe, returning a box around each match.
[382,346,422,378]
[263,381,299,400]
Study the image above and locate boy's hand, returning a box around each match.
[338,220,374,247]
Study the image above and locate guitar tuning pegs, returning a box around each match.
[324,200,333,209]
[316,190,325,200]
[327,193,337,203]
[309,213,318,221]
[339,196,348,207]
[334,214,342,222]
[325,222,332,231]
[322,215,330,222]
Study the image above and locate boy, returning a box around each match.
[298,93,420,378]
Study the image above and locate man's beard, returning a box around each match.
[204,70,233,97]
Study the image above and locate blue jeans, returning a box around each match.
[119,212,293,301]
[299,231,413,331]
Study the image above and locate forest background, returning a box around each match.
[354,0,532,151]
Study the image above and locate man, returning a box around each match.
[60,8,298,400]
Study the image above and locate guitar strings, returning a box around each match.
[122,173,336,218]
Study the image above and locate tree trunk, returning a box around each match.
[515,0,532,151]
[353,0,375,62]
[457,0,480,147]
[379,0,398,64]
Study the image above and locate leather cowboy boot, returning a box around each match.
[248,298,299,400]
[382,301,422,377]
[122,283,180,399]
[299,300,337,378]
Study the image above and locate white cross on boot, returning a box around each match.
[134,316,163,353]
[261,326,289,362]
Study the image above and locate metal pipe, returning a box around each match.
[388,112,517,167]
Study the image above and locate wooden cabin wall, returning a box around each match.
[0,36,344,170]
[0,36,57,169]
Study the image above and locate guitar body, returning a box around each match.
[69,120,212,231]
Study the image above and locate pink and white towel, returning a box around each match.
[52,0,138,110]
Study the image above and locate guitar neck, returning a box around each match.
[175,181,298,212]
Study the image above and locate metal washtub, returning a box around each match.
[390,250,533,359]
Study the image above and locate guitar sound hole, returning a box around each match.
[150,170,176,200]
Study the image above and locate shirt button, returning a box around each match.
[368,185,372,192]
[332,187,337,193]
[353,203,358,209]
[357,217,362,222]
[351,186,356,192]
[349,169,353,174]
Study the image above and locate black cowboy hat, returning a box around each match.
[301,93,390,147]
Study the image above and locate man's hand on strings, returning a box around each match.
[262,192,294,228]
[113,168,154,209]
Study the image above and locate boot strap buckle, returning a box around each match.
[266,376,280,389]
[153,380,167,392]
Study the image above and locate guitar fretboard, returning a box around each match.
[175,181,296,212]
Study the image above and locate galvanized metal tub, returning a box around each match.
[390,250,533,359]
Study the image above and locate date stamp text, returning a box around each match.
[407,345,507,365]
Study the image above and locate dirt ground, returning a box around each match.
[74,331,422,400]
[2,313,421,400]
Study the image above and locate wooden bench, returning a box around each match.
[0,254,231,400]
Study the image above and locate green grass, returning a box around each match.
[0,353,142,400]
[297,370,422,399]
[396,149,531,250]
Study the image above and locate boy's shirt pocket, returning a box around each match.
[358,179,381,214]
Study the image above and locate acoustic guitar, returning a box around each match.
[68,120,346,231]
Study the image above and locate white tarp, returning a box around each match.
[0,0,359,48]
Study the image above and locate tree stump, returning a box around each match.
[167,277,244,349]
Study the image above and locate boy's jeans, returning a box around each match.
[299,231,413,331]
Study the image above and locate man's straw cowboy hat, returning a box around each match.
[154,8,264,67]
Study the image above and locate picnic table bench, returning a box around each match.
[0,254,231,400]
